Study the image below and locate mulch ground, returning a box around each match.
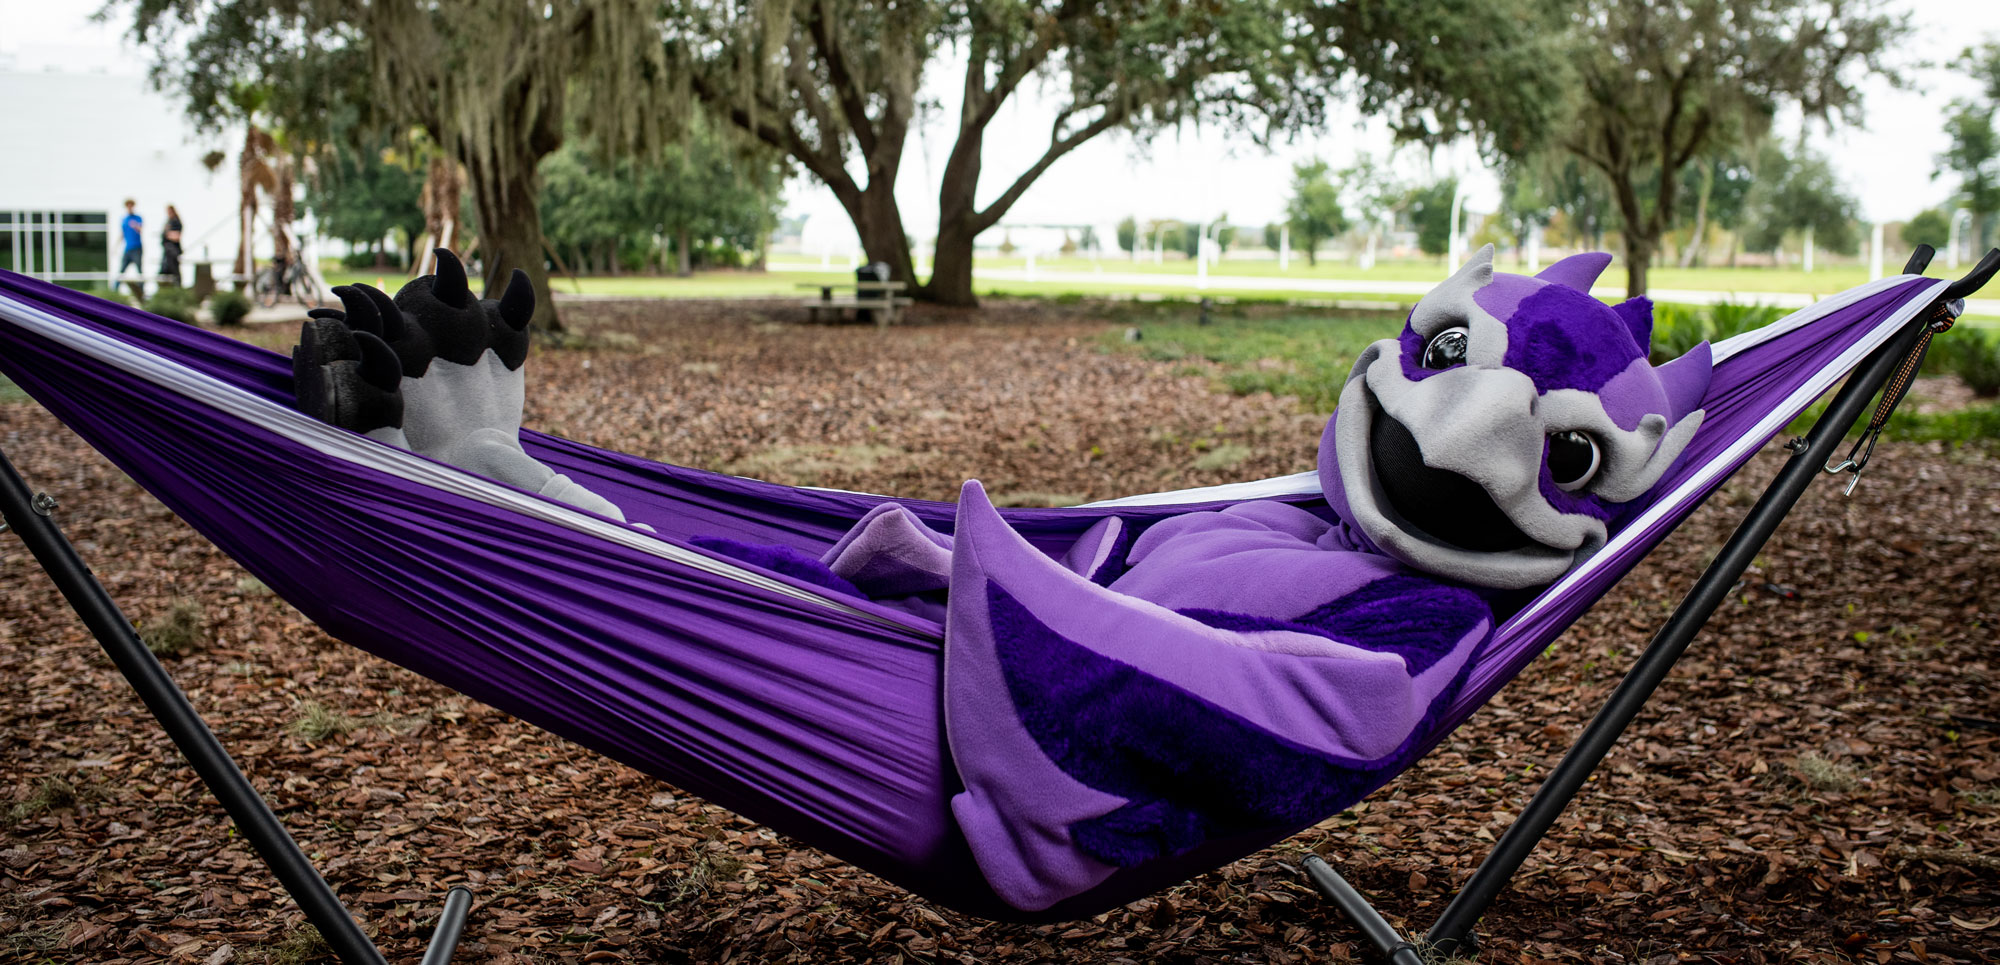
[1,298,1996,964]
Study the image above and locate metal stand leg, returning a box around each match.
[0,447,475,964]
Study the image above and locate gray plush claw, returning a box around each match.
[291,247,629,523]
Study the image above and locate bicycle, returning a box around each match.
[253,252,326,309]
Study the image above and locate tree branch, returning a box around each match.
[804,1,879,157]
[690,72,858,204]
[784,35,846,156]
[970,101,1128,234]
[964,28,1061,134]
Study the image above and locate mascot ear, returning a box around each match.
[1656,340,1712,425]
[1601,408,1704,503]
[1447,243,1497,287]
[1535,252,1613,292]
[1596,341,1714,503]
[1612,297,1654,355]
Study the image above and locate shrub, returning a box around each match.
[1706,301,1785,340]
[1649,301,1782,363]
[1934,329,2000,397]
[143,287,201,325]
[140,598,206,656]
[5,775,80,825]
[209,289,253,327]
[1790,751,1862,792]
[264,926,333,965]
[290,700,361,742]
[1649,302,1708,363]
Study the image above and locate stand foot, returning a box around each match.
[419,886,475,965]
[1303,856,1425,965]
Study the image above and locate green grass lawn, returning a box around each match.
[1102,306,1403,412]
[1110,303,2000,444]
[328,258,1886,299]
[880,254,1881,296]
[321,267,858,299]
[321,259,2000,325]
[320,266,1435,311]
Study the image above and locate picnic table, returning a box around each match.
[798,279,914,326]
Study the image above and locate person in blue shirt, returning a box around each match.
[119,199,144,279]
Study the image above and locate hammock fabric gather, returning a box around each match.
[0,269,1947,921]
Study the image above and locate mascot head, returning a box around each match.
[1322,245,1714,589]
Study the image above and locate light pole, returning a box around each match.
[1948,209,1973,270]
[1448,180,1467,270]
[1196,220,1210,289]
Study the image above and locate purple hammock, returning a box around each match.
[0,269,1948,922]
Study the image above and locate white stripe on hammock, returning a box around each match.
[0,289,935,640]
[0,274,1941,662]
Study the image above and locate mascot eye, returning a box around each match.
[1421,327,1470,369]
[1548,430,1602,491]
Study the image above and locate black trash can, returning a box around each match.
[855,262,891,325]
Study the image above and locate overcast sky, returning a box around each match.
[7,0,1997,246]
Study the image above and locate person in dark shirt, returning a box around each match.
[159,204,184,284]
[119,199,144,278]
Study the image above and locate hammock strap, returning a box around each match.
[1824,299,1962,495]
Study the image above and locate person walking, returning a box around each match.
[118,199,145,297]
[159,204,184,286]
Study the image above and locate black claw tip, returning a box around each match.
[357,284,405,341]
[332,285,383,337]
[432,248,471,307]
[498,268,535,331]
[352,331,404,392]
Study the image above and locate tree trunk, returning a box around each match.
[1623,235,1653,299]
[463,154,561,332]
[920,127,987,307]
[1679,163,1712,269]
[848,181,919,295]
[927,223,978,306]
[676,226,692,277]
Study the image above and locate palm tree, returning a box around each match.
[235,124,279,281]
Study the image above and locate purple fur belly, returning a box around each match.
[941,483,1492,910]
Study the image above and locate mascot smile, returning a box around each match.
[1328,245,1712,588]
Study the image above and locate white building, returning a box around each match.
[0,62,244,289]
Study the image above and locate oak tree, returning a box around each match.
[1553,0,1906,296]
[674,0,1571,305]
[125,0,672,331]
